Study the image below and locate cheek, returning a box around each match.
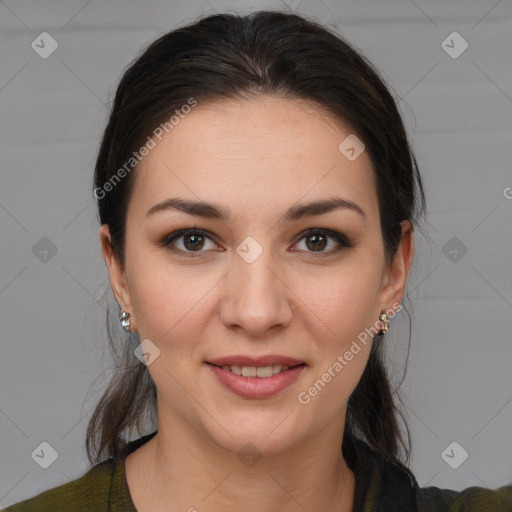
[296,325,372,427]
[289,257,381,406]
[126,247,180,338]
[293,259,382,341]
[336,281,381,342]
[127,250,218,344]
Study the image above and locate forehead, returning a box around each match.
[128,95,378,225]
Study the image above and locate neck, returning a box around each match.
[126,417,356,512]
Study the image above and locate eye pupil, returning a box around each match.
[184,234,204,251]
[306,233,327,252]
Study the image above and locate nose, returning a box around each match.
[219,243,294,337]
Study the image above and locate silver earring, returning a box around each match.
[120,311,132,332]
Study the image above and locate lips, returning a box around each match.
[206,355,306,367]
[206,360,307,398]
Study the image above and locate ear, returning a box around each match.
[99,224,135,327]
[378,220,415,309]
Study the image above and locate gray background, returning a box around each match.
[1,0,511,507]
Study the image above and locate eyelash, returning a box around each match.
[160,227,353,258]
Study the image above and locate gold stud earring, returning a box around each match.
[378,311,389,335]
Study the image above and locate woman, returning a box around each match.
[5,10,511,512]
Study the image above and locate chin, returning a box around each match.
[203,415,305,458]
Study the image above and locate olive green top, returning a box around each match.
[4,431,511,511]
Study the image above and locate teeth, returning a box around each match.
[219,364,291,377]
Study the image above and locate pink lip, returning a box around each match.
[206,363,307,399]
[206,355,305,367]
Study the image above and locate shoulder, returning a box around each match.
[417,483,512,512]
[2,459,116,512]
[347,435,511,511]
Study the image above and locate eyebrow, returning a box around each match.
[146,196,367,223]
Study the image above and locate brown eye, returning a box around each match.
[162,228,217,257]
[305,233,328,252]
[182,233,206,251]
[294,229,353,256]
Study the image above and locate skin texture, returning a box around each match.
[100,95,414,512]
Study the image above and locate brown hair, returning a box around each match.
[88,10,426,470]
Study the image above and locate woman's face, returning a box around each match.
[101,95,413,455]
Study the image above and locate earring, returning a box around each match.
[120,311,132,332]
[378,310,389,335]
